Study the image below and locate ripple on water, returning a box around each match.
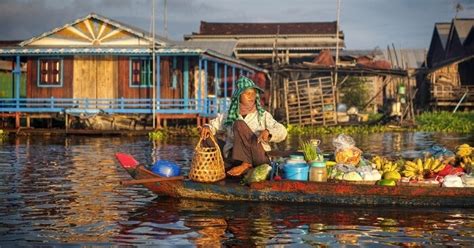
[0,134,473,246]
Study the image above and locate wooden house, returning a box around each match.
[184,21,344,68]
[422,18,474,110]
[0,13,265,129]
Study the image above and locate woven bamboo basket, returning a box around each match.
[188,135,226,183]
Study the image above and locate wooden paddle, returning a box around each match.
[120,176,184,185]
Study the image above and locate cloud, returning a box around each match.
[0,0,472,49]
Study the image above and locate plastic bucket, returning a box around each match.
[398,85,406,95]
[151,160,181,177]
[283,162,309,181]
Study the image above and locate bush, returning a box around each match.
[339,77,370,109]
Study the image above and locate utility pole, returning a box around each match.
[152,0,156,129]
[164,0,168,38]
[334,0,341,108]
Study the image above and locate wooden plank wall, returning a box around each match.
[160,57,172,99]
[73,56,118,101]
[27,57,73,98]
[97,56,118,100]
[73,56,96,99]
[117,56,151,99]
[285,76,336,126]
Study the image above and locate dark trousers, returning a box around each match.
[231,120,270,166]
[204,120,269,169]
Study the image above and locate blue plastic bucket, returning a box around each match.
[151,160,181,177]
[283,162,309,181]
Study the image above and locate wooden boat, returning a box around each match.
[116,153,474,207]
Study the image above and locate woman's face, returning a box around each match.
[240,88,257,105]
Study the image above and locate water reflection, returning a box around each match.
[0,133,473,246]
[116,198,474,246]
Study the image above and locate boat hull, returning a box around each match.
[117,153,474,207]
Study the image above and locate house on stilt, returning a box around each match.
[420,18,474,110]
[0,13,265,130]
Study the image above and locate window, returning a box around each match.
[37,58,63,87]
[130,58,152,87]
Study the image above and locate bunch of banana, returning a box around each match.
[455,144,473,170]
[402,157,445,180]
[371,156,399,173]
[458,156,473,170]
[403,159,425,180]
[456,144,473,158]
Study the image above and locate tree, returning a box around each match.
[339,77,369,110]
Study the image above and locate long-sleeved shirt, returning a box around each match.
[206,110,287,158]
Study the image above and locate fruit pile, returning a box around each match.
[401,158,445,181]
[330,141,472,187]
[456,144,473,170]
[371,156,402,180]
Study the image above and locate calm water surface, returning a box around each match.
[0,132,473,246]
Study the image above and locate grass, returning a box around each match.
[0,129,8,141]
[416,112,474,133]
[144,112,474,139]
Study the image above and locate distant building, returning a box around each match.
[184,21,344,67]
[421,18,474,110]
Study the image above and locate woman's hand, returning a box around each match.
[257,129,271,143]
[198,126,211,139]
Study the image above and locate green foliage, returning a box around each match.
[416,111,474,133]
[0,129,8,141]
[148,130,167,141]
[339,77,370,109]
[286,112,474,135]
[288,125,395,136]
[368,113,384,122]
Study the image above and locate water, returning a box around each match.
[0,133,473,246]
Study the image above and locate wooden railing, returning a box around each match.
[0,97,229,116]
[430,85,474,106]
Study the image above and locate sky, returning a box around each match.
[0,0,473,50]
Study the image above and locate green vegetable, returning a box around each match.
[377,179,397,186]
[242,164,272,185]
[300,140,323,161]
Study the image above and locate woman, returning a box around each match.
[199,76,287,176]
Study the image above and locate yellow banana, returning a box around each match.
[405,161,418,169]
[459,144,471,149]
[433,163,446,173]
[423,158,432,170]
[403,170,416,177]
[430,159,440,170]
[416,159,423,171]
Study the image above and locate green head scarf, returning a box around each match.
[224,76,265,126]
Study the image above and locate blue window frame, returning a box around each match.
[37,58,63,87]
[130,57,152,87]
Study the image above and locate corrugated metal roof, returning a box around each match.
[382,48,426,69]
[0,47,264,72]
[197,21,338,35]
[174,40,237,57]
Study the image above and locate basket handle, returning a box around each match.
[196,134,221,153]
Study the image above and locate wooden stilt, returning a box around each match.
[156,115,162,129]
[15,112,20,129]
[65,114,68,133]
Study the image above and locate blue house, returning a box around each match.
[0,13,265,129]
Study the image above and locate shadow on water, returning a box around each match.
[115,197,474,247]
